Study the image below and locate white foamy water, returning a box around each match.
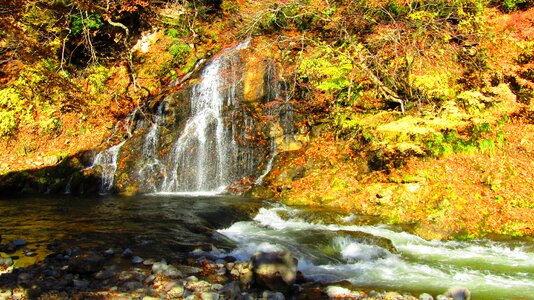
[218,205,534,299]
[90,141,126,194]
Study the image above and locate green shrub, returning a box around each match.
[424,121,504,157]
[0,110,17,137]
[501,0,532,12]
[0,87,33,137]
[86,64,113,95]
[168,42,192,66]
[70,12,104,36]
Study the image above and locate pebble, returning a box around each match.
[94,269,115,280]
[121,281,145,291]
[73,279,90,289]
[132,256,144,264]
[121,248,133,258]
[445,287,471,300]
[420,293,434,300]
[17,272,33,283]
[168,285,185,298]
[0,257,13,267]
[12,239,27,247]
[144,274,156,284]
[201,292,220,300]
[262,290,285,300]
[103,248,115,257]
[0,290,13,299]
[325,286,356,298]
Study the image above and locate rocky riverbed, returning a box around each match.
[0,236,471,300]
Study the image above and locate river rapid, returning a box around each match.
[1,194,533,299]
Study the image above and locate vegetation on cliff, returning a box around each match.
[0,0,533,239]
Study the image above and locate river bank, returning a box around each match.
[1,237,472,300]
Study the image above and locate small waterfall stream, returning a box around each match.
[90,141,125,194]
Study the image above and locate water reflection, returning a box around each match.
[0,195,263,261]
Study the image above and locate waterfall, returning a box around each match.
[91,141,125,194]
[90,39,295,194]
[160,43,245,192]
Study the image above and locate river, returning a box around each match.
[1,194,533,299]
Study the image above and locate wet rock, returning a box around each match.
[144,274,156,284]
[219,280,241,299]
[121,248,133,258]
[242,292,258,300]
[325,286,358,299]
[17,272,33,283]
[230,261,253,288]
[420,293,434,300]
[120,270,146,286]
[152,260,182,278]
[336,230,398,254]
[262,290,285,300]
[185,279,212,293]
[103,248,115,257]
[384,291,403,299]
[176,265,202,275]
[73,279,90,289]
[201,292,220,300]
[251,251,298,293]
[121,281,145,291]
[23,249,36,257]
[445,287,471,300]
[168,285,185,298]
[27,285,42,299]
[0,257,13,267]
[68,251,105,273]
[132,256,144,264]
[296,284,327,300]
[94,268,116,280]
[0,290,13,299]
[3,242,17,253]
[12,239,27,247]
[43,268,60,278]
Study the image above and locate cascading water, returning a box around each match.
[160,53,235,192]
[91,39,293,194]
[90,141,125,194]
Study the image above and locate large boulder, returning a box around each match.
[251,251,298,293]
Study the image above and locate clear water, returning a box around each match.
[0,194,262,262]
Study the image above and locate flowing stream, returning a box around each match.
[1,196,533,299]
[218,205,534,300]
